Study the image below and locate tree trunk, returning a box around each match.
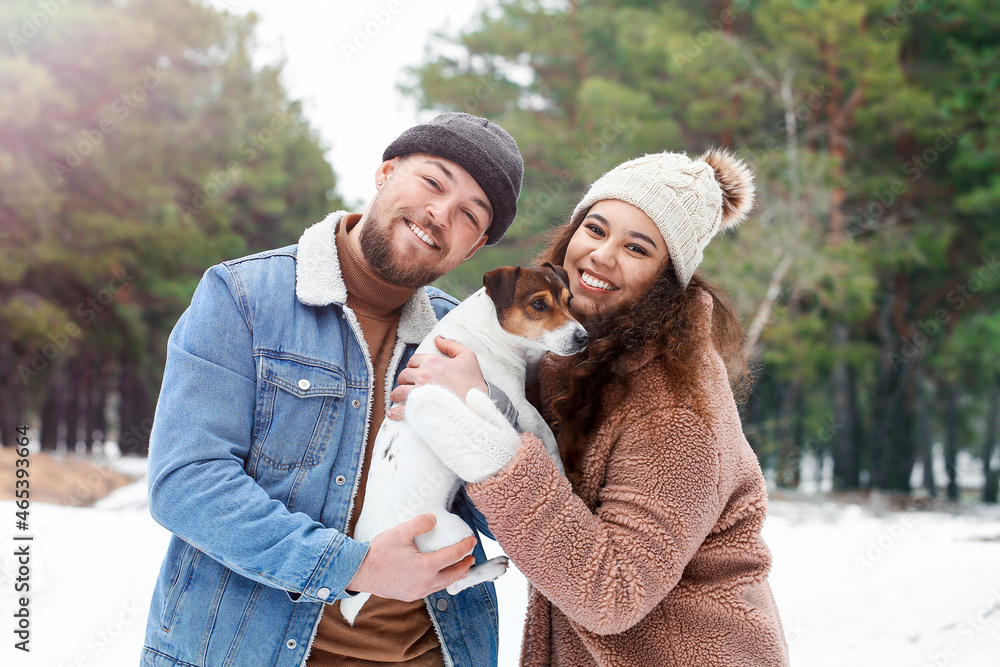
[0,338,24,448]
[983,371,1000,504]
[87,355,107,451]
[914,368,936,496]
[118,359,154,456]
[39,378,60,451]
[943,380,961,501]
[831,323,859,489]
[65,358,82,452]
[77,355,93,454]
[871,287,896,489]
[871,281,918,492]
[775,380,802,489]
[847,364,866,487]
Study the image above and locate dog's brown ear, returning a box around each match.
[484,266,520,310]
[541,261,571,291]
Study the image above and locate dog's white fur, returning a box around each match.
[339,285,584,625]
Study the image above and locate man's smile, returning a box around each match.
[405,218,439,249]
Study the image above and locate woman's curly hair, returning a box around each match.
[535,212,752,482]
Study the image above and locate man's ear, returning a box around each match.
[463,234,489,260]
[375,157,403,188]
[483,266,520,311]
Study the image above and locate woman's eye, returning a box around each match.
[531,299,548,311]
[586,224,605,236]
[627,244,649,256]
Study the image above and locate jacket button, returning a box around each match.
[297,378,311,390]
[286,639,297,649]
[436,598,448,611]
[317,587,331,600]
[352,399,361,408]
[335,475,346,485]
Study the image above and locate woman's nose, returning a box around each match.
[590,242,616,267]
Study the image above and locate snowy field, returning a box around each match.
[3,464,1000,666]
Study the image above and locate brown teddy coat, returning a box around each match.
[466,292,790,666]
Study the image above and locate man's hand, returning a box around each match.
[346,514,477,601]
[388,337,488,419]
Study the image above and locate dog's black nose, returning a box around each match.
[574,329,589,347]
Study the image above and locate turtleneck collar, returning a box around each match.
[336,213,416,317]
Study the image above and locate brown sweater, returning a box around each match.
[467,289,789,666]
[308,215,443,667]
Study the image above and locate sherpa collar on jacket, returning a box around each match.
[294,210,440,345]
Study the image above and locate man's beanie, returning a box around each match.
[382,112,523,245]
[569,148,756,288]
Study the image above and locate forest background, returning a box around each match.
[1,0,999,503]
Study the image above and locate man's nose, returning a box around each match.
[426,199,454,228]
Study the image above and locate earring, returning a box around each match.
[377,181,383,186]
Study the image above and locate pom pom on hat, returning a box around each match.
[568,147,756,287]
[698,147,755,231]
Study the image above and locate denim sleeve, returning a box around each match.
[456,485,495,541]
[147,264,368,603]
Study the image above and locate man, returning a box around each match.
[141,113,523,667]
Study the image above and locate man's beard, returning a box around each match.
[358,197,448,289]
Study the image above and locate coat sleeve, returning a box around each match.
[147,264,369,603]
[466,406,722,635]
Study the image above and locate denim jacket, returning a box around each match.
[142,212,499,667]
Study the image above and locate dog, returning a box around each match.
[339,264,588,625]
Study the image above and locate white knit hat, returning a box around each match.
[569,148,755,288]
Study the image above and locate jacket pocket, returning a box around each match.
[251,354,346,470]
[161,542,201,632]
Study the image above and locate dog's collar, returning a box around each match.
[295,210,439,345]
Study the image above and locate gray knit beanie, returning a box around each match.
[569,148,756,288]
[383,112,523,246]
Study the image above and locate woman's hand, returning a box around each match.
[388,336,488,420]
[405,386,521,483]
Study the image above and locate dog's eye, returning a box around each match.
[531,299,548,311]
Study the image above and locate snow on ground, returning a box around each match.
[3,470,1000,666]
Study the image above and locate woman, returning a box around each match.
[404,149,790,666]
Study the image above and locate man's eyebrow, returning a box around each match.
[427,159,456,183]
[427,159,492,224]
